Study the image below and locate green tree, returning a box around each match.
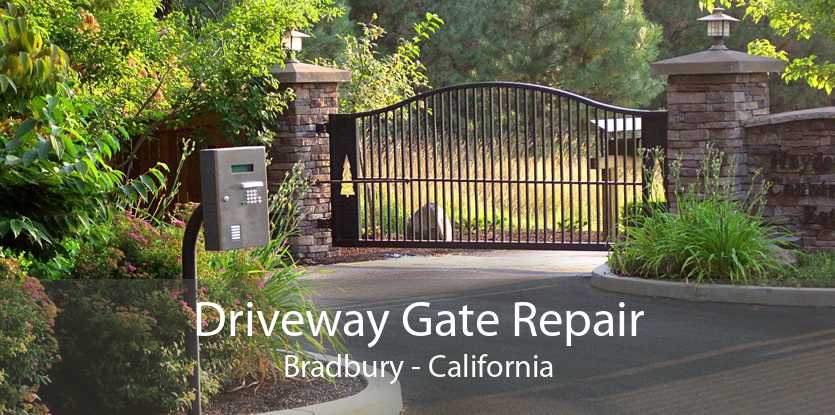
[702,0,835,94]
[319,12,443,112]
[346,0,664,107]
[302,0,358,62]
[645,0,834,111]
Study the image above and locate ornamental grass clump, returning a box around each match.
[610,145,785,284]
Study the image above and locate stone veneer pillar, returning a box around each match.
[269,61,350,260]
[650,49,784,207]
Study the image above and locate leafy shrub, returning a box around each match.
[42,163,336,413]
[0,6,167,259]
[0,256,60,415]
[610,145,785,283]
[45,280,196,415]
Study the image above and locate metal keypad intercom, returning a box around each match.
[200,146,269,251]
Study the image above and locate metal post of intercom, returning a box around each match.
[183,146,270,415]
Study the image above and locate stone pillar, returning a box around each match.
[269,61,350,260]
[651,49,784,206]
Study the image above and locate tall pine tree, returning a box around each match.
[346,0,664,107]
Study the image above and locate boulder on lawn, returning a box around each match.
[406,203,453,241]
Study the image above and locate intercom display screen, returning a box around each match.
[231,163,255,173]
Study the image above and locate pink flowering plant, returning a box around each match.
[0,256,60,415]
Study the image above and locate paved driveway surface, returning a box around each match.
[305,251,835,415]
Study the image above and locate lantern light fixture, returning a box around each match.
[698,7,739,50]
[282,30,310,61]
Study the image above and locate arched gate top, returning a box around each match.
[345,82,666,118]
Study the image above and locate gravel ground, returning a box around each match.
[204,376,365,415]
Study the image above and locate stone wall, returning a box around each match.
[269,82,341,259]
[744,108,835,250]
[665,73,770,205]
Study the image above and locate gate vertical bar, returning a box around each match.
[531,92,541,242]
[432,95,447,240]
[567,97,574,243]
[523,90,531,242]
[594,106,601,244]
[489,88,496,242]
[464,89,472,241]
[424,97,432,239]
[612,110,619,242]
[550,95,556,243]
[505,88,512,242]
[576,100,583,243]
[384,112,391,241]
[583,104,595,243]
[361,117,369,240]
[621,111,628,238]
[456,90,463,242]
[392,109,400,240]
[480,88,495,241]
[514,89,521,242]
[603,109,612,242]
[415,102,424,240]
[558,95,565,243]
[399,108,406,240]
[496,88,510,242]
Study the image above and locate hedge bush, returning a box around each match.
[45,279,196,415]
[0,257,60,415]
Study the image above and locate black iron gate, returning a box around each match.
[329,82,667,250]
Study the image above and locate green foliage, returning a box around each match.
[265,162,310,253]
[13,0,341,150]
[324,12,443,112]
[131,138,196,227]
[301,0,357,63]
[46,279,196,415]
[702,0,835,94]
[344,0,664,107]
[0,7,168,259]
[41,166,336,413]
[771,251,835,288]
[0,257,60,415]
[621,201,668,229]
[0,83,168,256]
[610,146,785,283]
[0,3,70,109]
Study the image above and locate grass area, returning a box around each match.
[354,147,665,241]
[768,251,835,288]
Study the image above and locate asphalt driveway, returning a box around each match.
[305,251,835,415]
